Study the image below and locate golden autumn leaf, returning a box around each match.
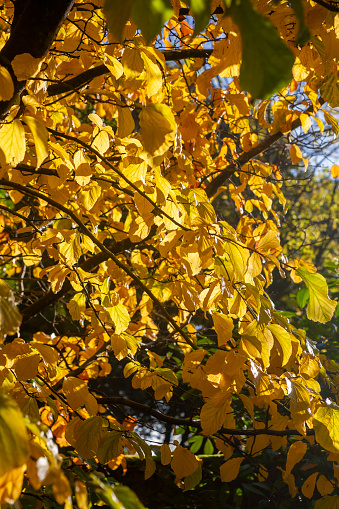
[11,53,43,80]
[63,377,89,410]
[139,103,176,156]
[22,115,49,167]
[0,391,29,477]
[75,480,89,509]
[285,441,307,477]
[0,119,26,166]
[107,301,130,335]
[313,404,339,454]
[302,471,319,499]
[0,465,25,505]
[212,312,234,346]
[171,444,199,479]
[220,457,244,482]
[0,66,14,101]
[0,279,22,342]
[160,443,172,465]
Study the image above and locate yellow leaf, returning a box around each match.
[256,231,280,253]
[88,113,103,129]
[141,50,162,97]
[317,474,334,496]
[0,280,22,342]
[220,457,244,482]
[212,312,234,346]
[0,119,26,166]
[300,113,311,133]
[11,53,43,81]
[63,377,89,410]
[313,404,339,454]
[0,465,25,505]
[108,301,130,335]
[288,144,303,164]
[296,267,336,323]
[105,54,124,79]
[52,471,72,505]
[31,343,58,367]
[285,441,307,477]
[14,353,41,381]
[171,444,199,479]
[331,164,339,178]
[75,480,89,509]
[22,116,49,167]
[78,184,101,211]
[0,66,14,101]
[92,129,110,155]
[59,233,82,266]
[160,443,172,465]
[302,471,318,499]
[139,103,176,156]
[122,47,144,79]
[267,324,292,366]
[0,391,29,477]
[200,399,231,435]
[117,106,135,138]
[67,292,86,321]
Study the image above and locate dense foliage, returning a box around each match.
[0,1,339,507]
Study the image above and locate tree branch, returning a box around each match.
[205,98,325,199]
[47,49,213,96]
[21,229,156,320]
[0,0,75,119]
[0,178,196,349]
[97,396,316,437]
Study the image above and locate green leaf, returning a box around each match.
[289,0,310,46]
[186,0,211,35]
[188,435,203,453]
[203,438,214,455]
[114,486,147,509]
[313,403,339,453]
[0,390,29,476]
[297,287,309,308]
[228,0,294,99]
[296,267,336,323]
[131,0,173,44]
[75,416,105,459]
[103,0,133,42]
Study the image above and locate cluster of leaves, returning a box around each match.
[0,0,339,508]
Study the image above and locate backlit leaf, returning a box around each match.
[63,377,89,410]
[22,116,49,167]
[296,267,336,323]
[0,391,29,477]
[313,404,339,454]
[139,103,176,156]
[0,66,14,101]
[0,119,26,166]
